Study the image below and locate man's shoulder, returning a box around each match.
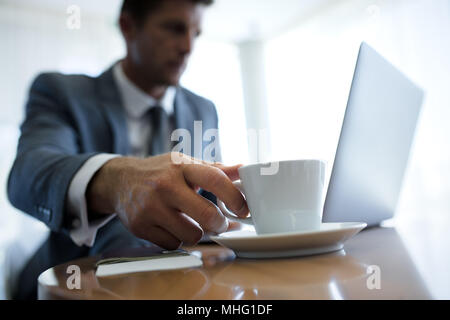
[29,71,101,97]
[178,87,216,113]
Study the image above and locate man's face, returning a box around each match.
[125,0,204,86]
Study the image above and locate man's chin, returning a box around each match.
[154,68,184,87]
[164,75,181,87]
[164,66,185,86]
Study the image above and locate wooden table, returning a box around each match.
[37,226,432,299]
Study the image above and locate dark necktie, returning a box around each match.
[148,106,172,156]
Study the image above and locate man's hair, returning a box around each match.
[121,0,213,26]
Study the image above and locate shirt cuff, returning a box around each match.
[67,153,120,247]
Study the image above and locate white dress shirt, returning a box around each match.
[67,62,176,247]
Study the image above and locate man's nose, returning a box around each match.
[179,32,195,56]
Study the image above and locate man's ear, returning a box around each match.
[119,12,138,42]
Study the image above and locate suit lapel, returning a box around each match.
[96,66,130,155]
[174,88,200,158]
[174,87,196,132]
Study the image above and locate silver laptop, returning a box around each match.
[322,42,424,226]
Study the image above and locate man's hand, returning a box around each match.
[86,153,249,250]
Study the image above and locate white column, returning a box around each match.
[238,40,271,163]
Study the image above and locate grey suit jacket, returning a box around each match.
[8,65,221,238]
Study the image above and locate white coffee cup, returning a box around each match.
[218,159,325,235]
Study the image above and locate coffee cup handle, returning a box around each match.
[217,181,253,226]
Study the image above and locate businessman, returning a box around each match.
[7,0,248,299]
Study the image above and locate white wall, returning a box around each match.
[264,0,450,298]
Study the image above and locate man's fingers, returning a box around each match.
[155,209,205,246]
[169,187,229,234]
[182,164,249,218]
[211,163,242,181]
[144,226,182,250]
[195,159,242,181]
[173,153,242,181]
[227,220,243,232]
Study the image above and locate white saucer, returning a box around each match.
[210,222,367,259]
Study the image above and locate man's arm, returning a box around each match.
[8,74,248,249]
[67,154,120,246]
[7,73,101,234]
[86,153,249,249]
